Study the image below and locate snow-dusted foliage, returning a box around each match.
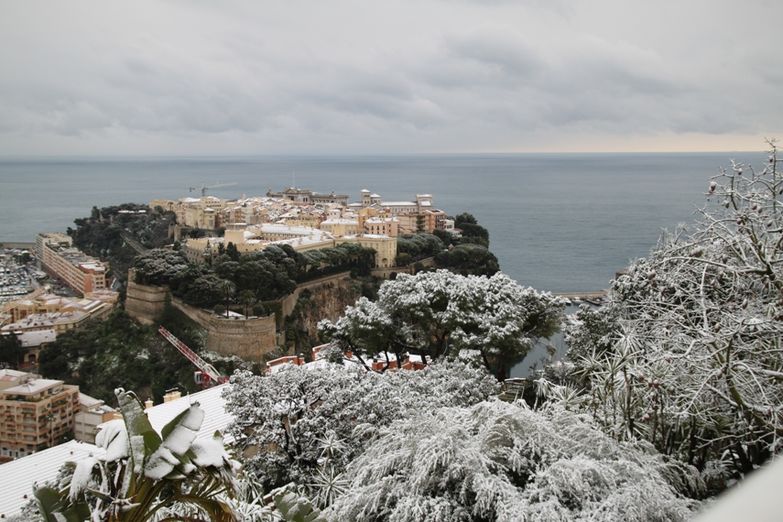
[132,248,190,285]
[325,400,701,522]
[565,144,783,481]
[319,269,565,379]
[35,388,239,522]
[223,360,499,491]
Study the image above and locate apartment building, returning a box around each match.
[0,370,79,459]
[74,393,118,444]
[356,190,447,233]
[35,233,108,296]
[5,292,111,323]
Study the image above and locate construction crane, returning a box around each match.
[188,182,238,197]
[158,326,229,388]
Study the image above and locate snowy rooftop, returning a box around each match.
[144,384,234,443]
[257,223,327,237]
[0,440,104,519]
[0,369,28,382]
[78,392,104,408]
[0,310,89,331]
[18,329,57,347]
[2,378,63,395]
[321,218,358,225]
[381,201,417,206]
[272,236,335,248]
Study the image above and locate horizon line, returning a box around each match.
[0,149,766,160]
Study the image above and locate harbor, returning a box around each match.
[0,245,42,304]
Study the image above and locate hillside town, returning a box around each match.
[0,185,492,518]
[0,186,460,469]
[151,187,455,268]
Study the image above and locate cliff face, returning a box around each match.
[285,277,363,353]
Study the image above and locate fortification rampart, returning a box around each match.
[126,270,277,361]
[126,269,366,360]
[125,276,168,325]
[169,299,277,361]
[279,271,353,316]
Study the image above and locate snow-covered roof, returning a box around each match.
[0,440,104,518]
[0,310,89,331]
[321,218,358,225]
[78,392,104,408]
[258,223,326,237]
[2,378,63,395]
[0,369,28,381]
[381,201,417,207]
[144,384,234,443]
[272,236,334,248]
[17,329,56,347]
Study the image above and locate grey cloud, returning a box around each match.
[0,0,780,154]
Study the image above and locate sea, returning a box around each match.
[0,152,762,374]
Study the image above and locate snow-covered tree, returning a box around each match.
[222,360,499,492]
[132,249,190,286]
[325,400,702,522]
[565,143,783,482]
[319,270,565,379]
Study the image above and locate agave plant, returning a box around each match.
[34,388,239,522]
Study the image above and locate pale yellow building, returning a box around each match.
[73,393,118,444]
[0,371,80,459]
[354,191,447,234]
[183,223,338,263]
[338,235,398,268]
[320,218,360,237]
[152,196,232,231]
[35,233,109,296]
[5,293,111,324]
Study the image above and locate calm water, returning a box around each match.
[0,152,761,375]
[0,152,757,291]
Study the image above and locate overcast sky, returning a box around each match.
[1,0,780,155]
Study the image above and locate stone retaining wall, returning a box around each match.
[126,269,365,362]
[125,276,168,325]
[371,256,435,279]
[170,299,277,361]
[279,271,353,316]
[126,271,277,361]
